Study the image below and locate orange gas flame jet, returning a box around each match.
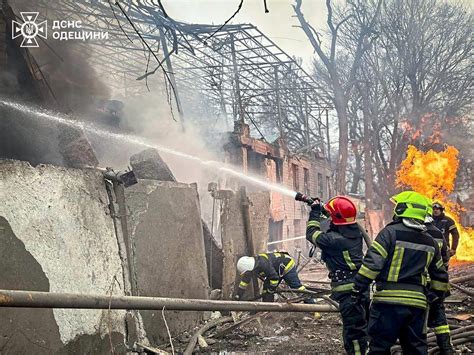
[396,145,473,262]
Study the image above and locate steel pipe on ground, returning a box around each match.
[0,289,338,313]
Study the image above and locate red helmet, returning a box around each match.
[324,196,357,225]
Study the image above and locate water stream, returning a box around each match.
[0,99,297,198]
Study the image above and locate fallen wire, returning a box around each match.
[114,0,179,119]
[164,74,177,122]
[263,0,269,13]
[105,275,121,355]
[204,0,244,44]
[157,0,169,18]
[161,306,175,355]
[108,0,134,44]
[145,49,152,92]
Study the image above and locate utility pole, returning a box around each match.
[230,34,244,123]
[159,27,185,130]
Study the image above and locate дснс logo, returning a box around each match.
[12,12,47,48]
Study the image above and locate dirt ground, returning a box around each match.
[164,262,474,354]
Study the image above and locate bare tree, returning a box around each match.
[343,0,473,207]
[293,0,382,193]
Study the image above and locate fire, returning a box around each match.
[396,145,474,262]
[400,114,443,146]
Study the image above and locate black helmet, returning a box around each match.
[432,202,444,210]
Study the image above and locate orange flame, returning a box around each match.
[396,145,474,262]
[400,114,444,147]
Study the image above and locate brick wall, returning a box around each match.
[224,123,333,251]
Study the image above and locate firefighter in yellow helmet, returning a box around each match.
[352,191,449,354]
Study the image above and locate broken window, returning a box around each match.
[247,150,265,176]
[317,172,323,198]
[275,159,283,183]
[269,220,283,243]
[303,168,310,195]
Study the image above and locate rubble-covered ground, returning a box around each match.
[153,262,474,354]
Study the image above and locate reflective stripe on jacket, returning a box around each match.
[354,219,449,309]
[306,209,364,293]
[238,252,296,291]
[433,213,459,251]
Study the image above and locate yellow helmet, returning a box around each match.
[391,191,430,222]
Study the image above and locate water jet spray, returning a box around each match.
[0,99,298,198]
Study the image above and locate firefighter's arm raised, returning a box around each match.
[306,201,331,249]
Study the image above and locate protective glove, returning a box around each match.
[449,249,456,257]
[267,286,277,294]
[311,199,322,212]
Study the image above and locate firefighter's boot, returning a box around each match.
[436,333,455,355]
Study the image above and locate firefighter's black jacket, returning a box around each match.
[426,221,449,265]
[237,252,295,296]
[354,218,449,310]
[433,213,460,251]
[306,208,364,293]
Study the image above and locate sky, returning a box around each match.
[162,0,329,69]
[162,0,472,70]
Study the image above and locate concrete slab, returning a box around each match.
[125,180,209,344]
[248,191,271,253]
[0,217,63,354]
[130,148,176,181]
[0,160,126,350]
[220,191,248,299]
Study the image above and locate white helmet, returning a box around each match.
[237,256,255,273]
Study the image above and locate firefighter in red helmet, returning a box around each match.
[306,196,368,355]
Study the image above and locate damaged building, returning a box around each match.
[0,1,333,352]
[2,0,473,354]
[224,121,332,252]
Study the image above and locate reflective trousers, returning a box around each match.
[332,291,369,355]
[428,299,454,354]
[367,303,427,355]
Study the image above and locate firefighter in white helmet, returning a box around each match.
[235,252,312,302]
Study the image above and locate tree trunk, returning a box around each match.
[334,88,348,194]
[362,89,374,209]
[350,151,362,194]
